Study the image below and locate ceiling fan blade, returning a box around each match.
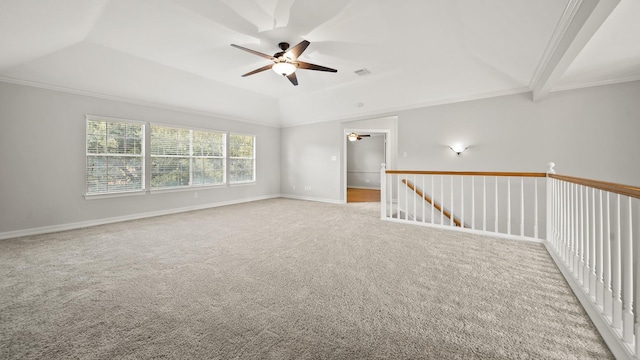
[286,72,298,86]
[285,40,310,60]
[241,64,274,77]
[296,61,337,73]
[231,44,275,60]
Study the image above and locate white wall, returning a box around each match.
[397,81,640,185]
[280,116,397,203]
[0,82,281,236]
[280,81,640,204]
[280,121,343,202]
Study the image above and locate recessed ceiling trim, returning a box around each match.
[529,0,585,92]
[530,0,620,101]
[279,86,531,128]
[0,76,279,128]
[550,75,640,93]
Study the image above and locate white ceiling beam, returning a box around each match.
[530,0,620,101]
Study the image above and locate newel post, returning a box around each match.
[546,162,556,243]
[380,163,387,219]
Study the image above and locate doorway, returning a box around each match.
[345,130,387,203]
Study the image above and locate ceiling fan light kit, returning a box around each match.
[231,40,337,86]
[272,62,296,76]
[347,132,371,141]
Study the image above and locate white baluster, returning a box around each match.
[440,175,444,225]
[397,174,401,220]
[431,175,435,225]
[471,177,476,230]
[507,177,512,235]
[604,192,612,317]
[421,175,425,223]
[450,176,454,227]
[597,190,604,307]
[461,177,465,228]
[391,174,395,218]
[495,176,499,233]
[630,197,640,355]
[571,184,582,278]
[630,196,640,354]
[590,188,597,298]
[562,182,571,266]
[568,183,573,271]
[520,178,525,237]
[534,178,539,239]
[613,194,622,329]
[380,164,387,219]
[583,186,589,288]
[623,195,634,343]
[548,179,553,245]
[413,174,417,223]
[483,177,487,231]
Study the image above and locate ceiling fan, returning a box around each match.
[347,132,371,141]
[230,40,337,86]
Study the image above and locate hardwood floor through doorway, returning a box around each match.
[347,188,381,203]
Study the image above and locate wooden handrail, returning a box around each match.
[401,179,463,227]
[549,174,640,199]
[387,170,547,177]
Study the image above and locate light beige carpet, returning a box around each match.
[0,198,612,359]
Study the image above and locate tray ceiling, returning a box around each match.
[0,0,637,126]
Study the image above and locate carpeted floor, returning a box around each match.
[0,198,613,359]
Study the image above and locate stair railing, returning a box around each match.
[380,164,546,241]
[547,170,640,360]
[380,163,640,359]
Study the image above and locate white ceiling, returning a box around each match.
[0,0,638,127]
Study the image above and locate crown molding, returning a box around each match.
[550,75,640,92]
[279,86,531,128]
[0,76,280,128]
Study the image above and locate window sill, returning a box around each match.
[230,181,256,187]
[84,190,147,200]
[149,184,227,195]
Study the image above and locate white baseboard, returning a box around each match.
[0,195,281,241]
[281,194,346,205]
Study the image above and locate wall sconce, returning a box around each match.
[449,143,468,155]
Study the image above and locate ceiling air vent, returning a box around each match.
[354,68,371,76]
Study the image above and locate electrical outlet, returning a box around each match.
[365,179,370,183]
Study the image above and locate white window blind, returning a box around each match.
[229,134,255,183]
[86,116,145,195]
[151,125,226,189]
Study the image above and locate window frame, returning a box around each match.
[149,123,227,192]
[228,132,256,184]
[85,115,146,199]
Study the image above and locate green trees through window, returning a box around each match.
[150,127,225,188]
[86,118,144,195]
[85,115,256,196]
[229,134,255,183]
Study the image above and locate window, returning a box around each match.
[86,116,145,195]
[85,116,255,197]
[151,125,225,189]
[229,134,255,183]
